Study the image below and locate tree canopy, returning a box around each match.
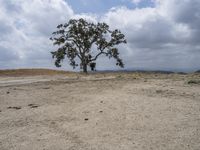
[50,18,127,73]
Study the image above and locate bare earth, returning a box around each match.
[0,71,200,150]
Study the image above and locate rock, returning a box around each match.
[7,106,21,110]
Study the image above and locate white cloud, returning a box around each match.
[101,0,200,71]
[131,0,142,4]
[0,0,74,69]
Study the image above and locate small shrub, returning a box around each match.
[188,80,200,84]
[116,75,123,79]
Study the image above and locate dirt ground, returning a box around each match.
[0,71,200,150]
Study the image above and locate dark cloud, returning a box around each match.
[169,0,200,28]
[0,23,13,36]
[0,46,19,61]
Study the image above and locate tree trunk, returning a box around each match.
[83,63,88,73]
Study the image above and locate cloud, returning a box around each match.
[101,0,200,71]
[0,0,200,72]
[131,0,142,5]
[0,0,73,68]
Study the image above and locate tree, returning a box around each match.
[50,18,127,73]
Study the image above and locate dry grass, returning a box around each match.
[188,79,200,84]
[0,69,76,77]
[0,68,199,81]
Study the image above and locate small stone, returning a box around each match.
[7,106,21,110]
[28,104,39,108]
[43,87,50,89]
[51,121,56,125]
[84,118,89,121]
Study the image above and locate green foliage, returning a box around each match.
[50,18,127,73]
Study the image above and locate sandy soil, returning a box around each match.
[0,72,200,150]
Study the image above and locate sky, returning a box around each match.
[0,0,200,72]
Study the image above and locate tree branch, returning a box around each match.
[91,51,108,62]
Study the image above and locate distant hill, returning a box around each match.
[0,69,75,77]
[0,68,191,77]
[195,70,200,73]
[96,69,175,74]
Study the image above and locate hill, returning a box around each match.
[0,69,75,77]
[195,70,200,73]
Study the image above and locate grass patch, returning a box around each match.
[116,75,123,79]
[0,69,76,77]
[188,80,200,85]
